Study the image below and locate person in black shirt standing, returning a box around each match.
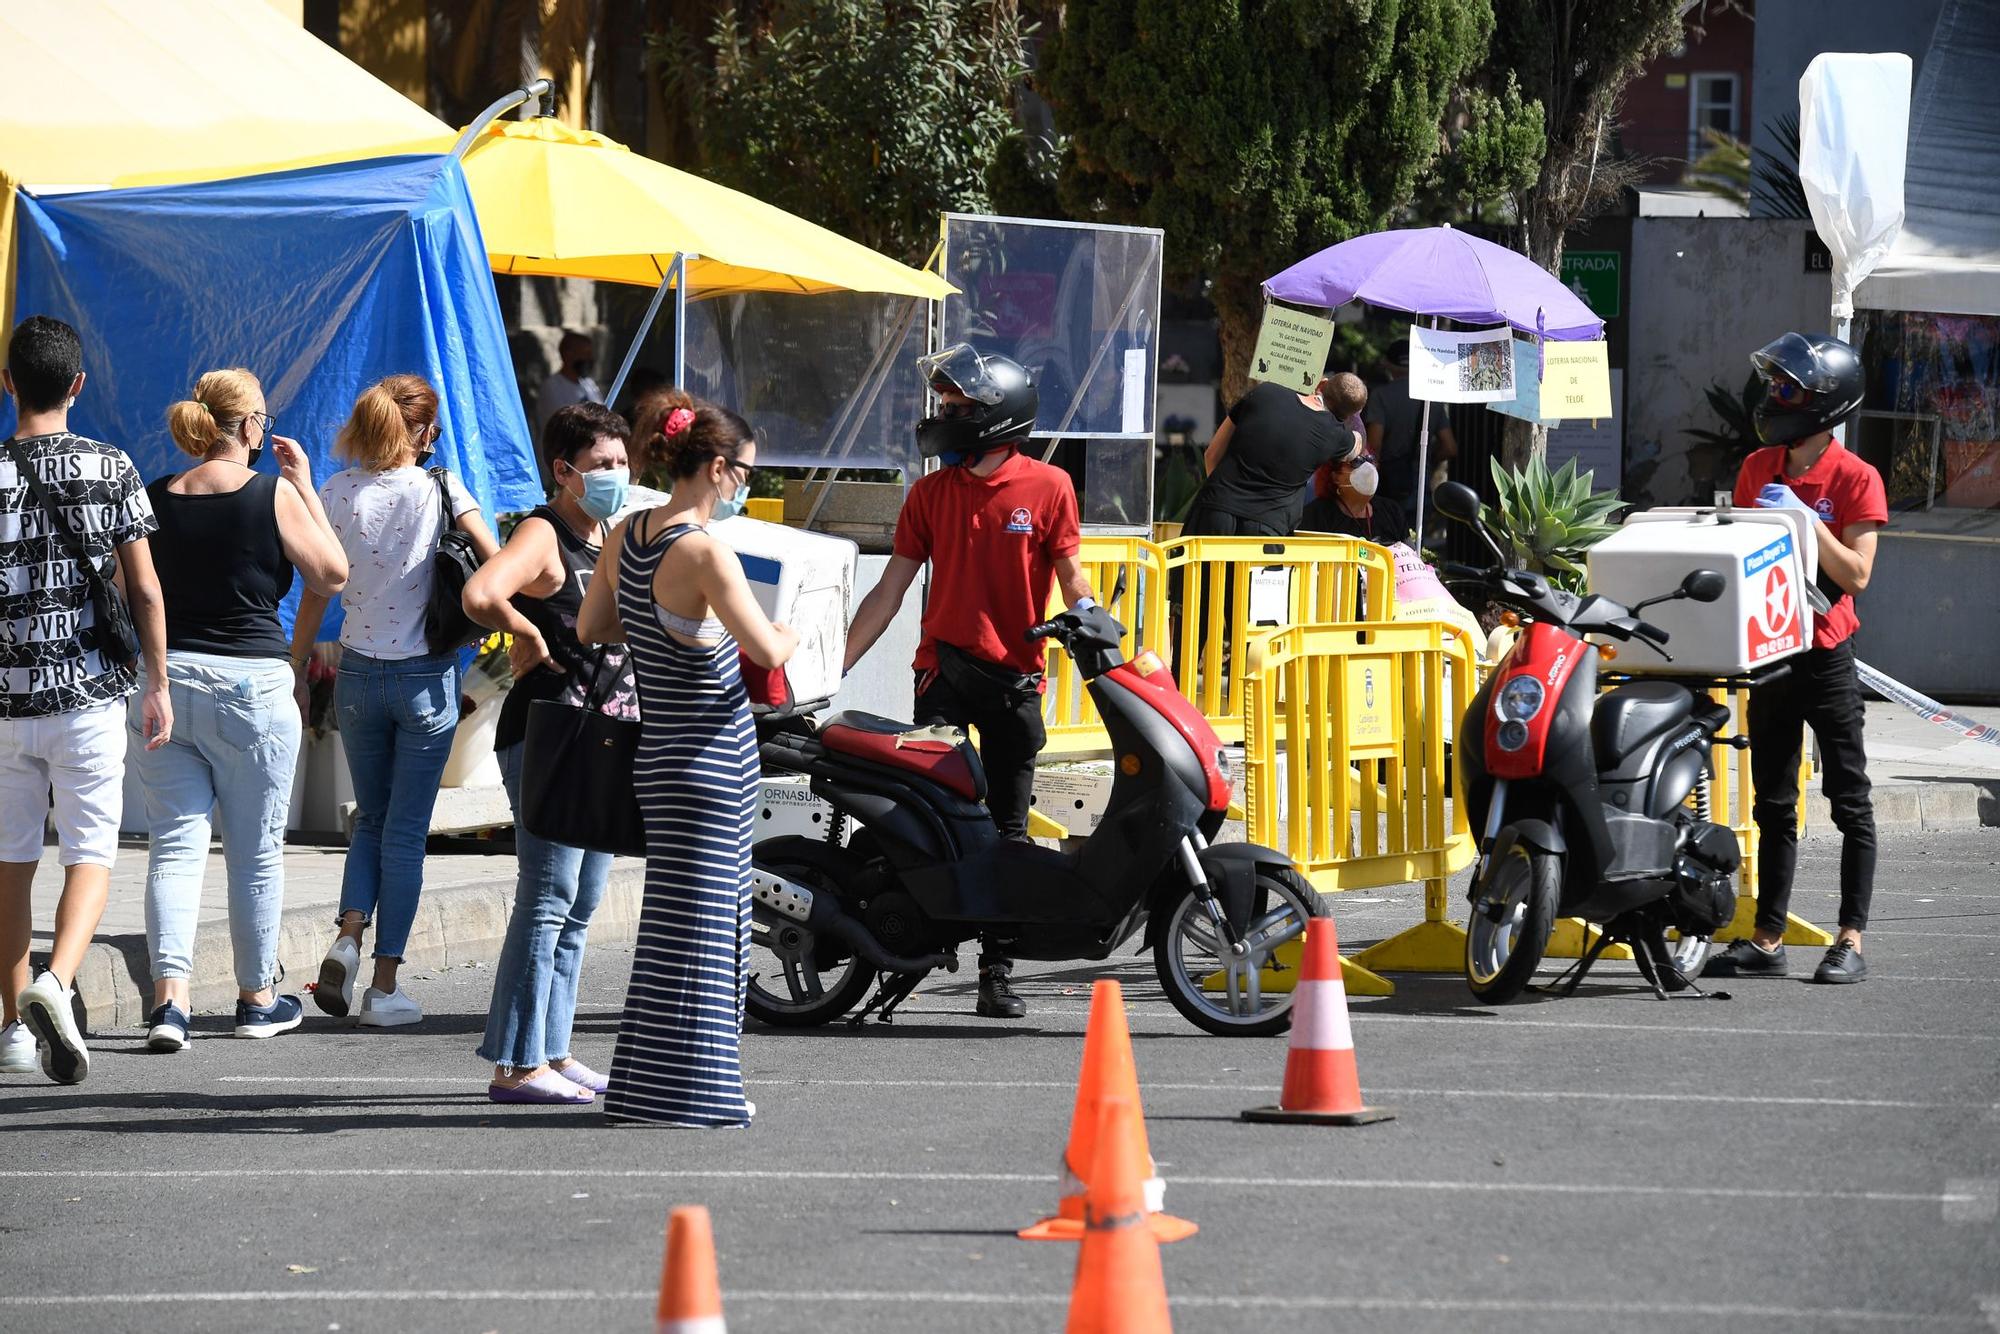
[135,367,349,1054]
[1184,375,1358,538]
[463,403,639,1104]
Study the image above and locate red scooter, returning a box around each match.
[746,596,1324,1036]
[1434,482,1746,1003]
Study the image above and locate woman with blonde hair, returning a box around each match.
[133,369,349,1052]
[293,374,499,1028]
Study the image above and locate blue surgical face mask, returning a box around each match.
[711,464,747,521]
[565,463,629,522]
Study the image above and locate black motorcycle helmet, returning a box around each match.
[1750,332,1865,446]
[914,343,1039,464]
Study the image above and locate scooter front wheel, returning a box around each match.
[1154,867,1326,1037]
[1465,838,1559,1004]
[746,837,878,1028]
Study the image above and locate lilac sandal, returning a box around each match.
[489,1070,593,1105]
[552,1059,609,1094]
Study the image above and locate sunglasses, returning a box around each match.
[247,411,275,439]
[1766,378,1811,407]
[718,455,758,484]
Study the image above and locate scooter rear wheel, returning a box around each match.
[1154,867,1326,1037]
[746,838,878,1028]
[1465,839,1559,1004]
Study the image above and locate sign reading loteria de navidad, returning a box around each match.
[1249,304,1336,392]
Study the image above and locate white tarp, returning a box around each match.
[1798,52,1911,320]
[1856,0,2000,316]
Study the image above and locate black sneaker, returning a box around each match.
[146,1002,191,1053]
[976,966,1027,1019]
[1702,939,1788,978]
[1812,942,1868,985]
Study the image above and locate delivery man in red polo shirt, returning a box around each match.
[1705,332,1887,986]
[842,344,1097,1018]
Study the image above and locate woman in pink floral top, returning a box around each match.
[462,403,642,1105]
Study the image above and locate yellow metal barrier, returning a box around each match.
[1039,536,1170,760]
[1164,535,1396,746]
[1709,688,1831,947]
[1240,619,1482,994]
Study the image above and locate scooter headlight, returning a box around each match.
[1496,720,1531,752]
[1495,675,1546,723]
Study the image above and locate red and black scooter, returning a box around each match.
[1434,482,1747,1004]
[746,597,1321,1036]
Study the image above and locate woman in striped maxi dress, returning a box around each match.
[576,401,796,1127]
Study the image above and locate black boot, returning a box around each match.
[976,962,1027,1018]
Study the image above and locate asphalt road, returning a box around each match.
[3,826,1997,1334]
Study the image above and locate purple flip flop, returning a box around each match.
[553,1059,609,1094]
[489,1070,593,1105]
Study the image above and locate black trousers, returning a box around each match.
[1746,641,1877,933]
[915,651,1047,970]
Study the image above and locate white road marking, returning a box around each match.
[206,1075,1988,1111]
[0,1167,1976,1206]
[0,1289,1982,1325]
[1943,1178,1999,1224]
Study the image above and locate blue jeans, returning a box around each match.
[131,653,301,992]
[334,650,460,960]
[476,741,613,1070]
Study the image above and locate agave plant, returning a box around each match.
[1484,454,1626,593]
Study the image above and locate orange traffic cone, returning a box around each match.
[1241,917,1394,1125]
[1021,979,1197,1243]
[1063,1096,1174,1333]
[656,1205,727,1334]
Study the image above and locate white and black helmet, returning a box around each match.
[914,343,1039,462]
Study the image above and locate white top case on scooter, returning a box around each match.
[1585,507,1815,677]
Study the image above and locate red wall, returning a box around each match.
[1619,1,1758,184]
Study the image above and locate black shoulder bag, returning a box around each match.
[4,437,140,667]
[520,643,645,856]
[423,466,486,654]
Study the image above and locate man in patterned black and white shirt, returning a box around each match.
[0,316,171,1085]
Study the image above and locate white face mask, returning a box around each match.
[1349,461,1380,498]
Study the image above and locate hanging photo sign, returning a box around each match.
[1408,325,1516,404]
[1250,305,1336,392]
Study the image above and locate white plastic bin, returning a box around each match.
[711,517,857,702]
[1586,508,1815,676]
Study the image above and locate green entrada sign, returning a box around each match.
[1561,251,1621,319]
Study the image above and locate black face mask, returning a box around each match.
[245,442,265,470]
[415,447,435,468]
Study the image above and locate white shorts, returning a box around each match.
[0,700,128,867]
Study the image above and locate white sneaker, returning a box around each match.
[314,935,361,1018]
[19,971,89,1084]
[357,986,422,1028]
[0,1020,36,1074]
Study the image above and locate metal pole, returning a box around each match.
[450,78,552,160]
[673,252,689,391]
[604,267,677,408]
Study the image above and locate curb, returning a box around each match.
[72,863,648,1033]
[1806,777,2000,831]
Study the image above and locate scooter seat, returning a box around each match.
[1592,683,1694,768]
[818,711,988,804]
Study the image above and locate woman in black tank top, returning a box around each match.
[129,368,348,1054]
[462,403,638,1105]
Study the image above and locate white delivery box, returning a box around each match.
[711,516,857,702]
[1585,507,1815,676]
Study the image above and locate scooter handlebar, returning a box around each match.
[1025,616,1066,642]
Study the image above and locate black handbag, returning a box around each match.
[4,437,140,667]
[519,646,646,856]
[423,466,486,654]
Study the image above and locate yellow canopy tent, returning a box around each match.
[0,0,452,333]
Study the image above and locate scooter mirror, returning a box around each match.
[1681,569,1727,603]
[1433,481,1483,525]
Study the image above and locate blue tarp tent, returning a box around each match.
[4,154,540,638]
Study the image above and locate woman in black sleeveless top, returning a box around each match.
[132,368,348,1054]
[463,402,638,1105]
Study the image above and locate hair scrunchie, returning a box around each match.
[663,407,695,438]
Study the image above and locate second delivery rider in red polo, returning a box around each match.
[842,344,1097,1020]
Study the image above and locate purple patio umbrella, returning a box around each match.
[1264,225,1605,537]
